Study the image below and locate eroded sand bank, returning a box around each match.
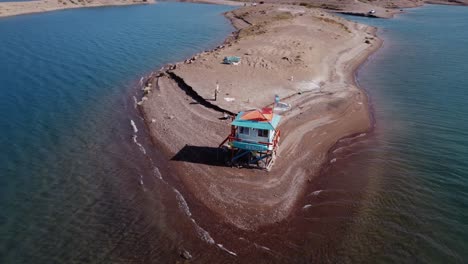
[140,4,382,230]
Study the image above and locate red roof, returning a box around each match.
[240,108,273,122]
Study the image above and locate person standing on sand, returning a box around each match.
[215,81,220,101]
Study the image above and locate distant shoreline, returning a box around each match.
[0,0,154,18]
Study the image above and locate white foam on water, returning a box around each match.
[191,219,215,244]
[153,167,163,180]
[139,175,144,185]
[132,135,147,155]
[173,188,213,244]
[172,186,236,256]
[309,190,323,196]
[332,146,345,154]
[139,76,144,86]
[130,119,138,133]
[217,244,237,256]
[254,242,272,252]
[330,158,337,163]
[133,96,138,109]
[239,238,272,254]
[173,188,192,217]
[302,204,312,209]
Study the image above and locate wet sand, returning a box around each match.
[139,4,382,230]
[0,0,154,18]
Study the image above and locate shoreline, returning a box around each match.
[0,0,154,18]
[136,1,467,234]
[138,4,383,230]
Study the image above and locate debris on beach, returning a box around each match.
[223,56,241,65]
[143,86,152,94]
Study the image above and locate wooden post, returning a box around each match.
[215,81,219,101]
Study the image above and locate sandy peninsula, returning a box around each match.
[138,0,468,231]
[0,0,154,18]
[139,4,380,230]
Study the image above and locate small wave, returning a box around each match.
[172,188,236,256]
[217,244,237,256]
[192,219,215,244]
[254,243,271,252]
[133,96,138,109]
[309,190,323,196]
[332,146,345,154]
[130,119,138,133]
[132,135,147,154]
[303,204,312,209]
[172,188,215,244]
[139,76,144,86]
[173,188,192,217]
[153,167,163,180]
[139,174,144,186]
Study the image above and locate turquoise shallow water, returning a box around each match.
[0,3,235,263]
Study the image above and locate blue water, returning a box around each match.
[325,5,468,262]
[2,2,468,263]
[0,3,235,263]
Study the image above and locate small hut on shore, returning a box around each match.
[219,108,281,170]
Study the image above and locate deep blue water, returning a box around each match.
[0,3,235,263]
[325,5,468,262]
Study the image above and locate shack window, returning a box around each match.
[239,126,250,135]
[258,129,269,137]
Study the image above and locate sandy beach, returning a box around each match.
[138,4,381,230]
[135,0,468,233]
[0,0,154,18]
[137,0,467,231]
